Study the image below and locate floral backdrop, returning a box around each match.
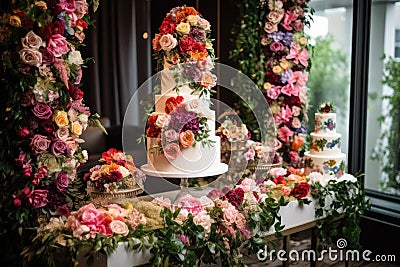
[0,0,101,263]
[231,0,313,168]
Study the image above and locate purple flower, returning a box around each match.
[169,106,199,133]
[280,70,291,83]
[32,102,53,119]
[55,172,69,192]
[269,32,285,42]
[282,32,293,46]
[51,138,67,156]
[190,27,206,41]
[184,63,202,81]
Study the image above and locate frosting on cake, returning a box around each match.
[304,110,346,178]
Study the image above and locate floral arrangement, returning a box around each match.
[23,171,370,267]
[84,148,146,193]
[152,6,216,96]
[216,118,250,143]
[244,140,282,165]
[146,96,213,160]
[318,101,335,113]
[0,0,101,263]
[260,0,312,168]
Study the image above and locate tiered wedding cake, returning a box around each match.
[304,102,346,177]
[143,6,226,176]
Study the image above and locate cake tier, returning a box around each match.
[161,67,197,95]
[146,136,221,174]
[314,113,336,134]
[309,132,342,156]
[304,151,346,178]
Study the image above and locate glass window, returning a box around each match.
[307,1,353,161]
[366,1,400,196]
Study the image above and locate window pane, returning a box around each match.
[307,1,352,165]
[366,1,400,195]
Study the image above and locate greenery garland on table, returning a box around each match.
[0,0,102,264]
[23,171,370,267]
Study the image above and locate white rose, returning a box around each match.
[118,165,131,178]
[159,34,177,51]
[155,114,169,128]
[185,99,200,112]
[176,22,191,35]
[78,113,88,124]
[197,17,210,30]
[68,50,84,65]
[109,220,129,236]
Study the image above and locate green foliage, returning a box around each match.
[371,56,400,194]
[307,34,349,130]
[311,178,370,250]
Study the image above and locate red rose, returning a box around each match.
[52,20,65,35]
[39,23,53,41]
[159,20,176,35]
[76,19,89,30]
[291,182,310,199]
[179,36,196,54]
[146,115,161,137]
[273,176,286,185]
[165,96,184,114]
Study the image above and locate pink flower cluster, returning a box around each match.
[261,0,311,168]
[2,0,95,214]
[65,203,146,239]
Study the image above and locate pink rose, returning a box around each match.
[197,17,211,30]
[280,186,291,196]
[264,21,278,33]
[293,20,304,31]
[41,48,55,64]
[238,178,257,192]
[30,134,51,154]
[51,138,67,156]
[159,34,177,51]
[222,204,238,226]
[177,194,203,216]
[15,151,27,166]
[193,210,212,233]
[21,91,36,107]
[289,151,300,164]
[55,172,69,192]
[80,203,101,225]
[32,166,48,185]
[75,67,83,84]
[163,129,178,143]
[19,48,42,66]
[269,167,287,177]
[267,86,280,99]
[109,220,129,236]
[22,162,32,178]
[244,148,255,161]
[58,0,76,12]
[163,143,180,161]
[18,127,30,138]
[47,34,69,57]
[270,41,284,51]
[56,127,70,140]
[32,102,52,119]
[21,31,43,49]
[74,0,88,19]
[28,189,48,208]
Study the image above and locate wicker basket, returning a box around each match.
[87,185,144,199]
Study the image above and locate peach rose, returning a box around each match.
[264,21,278,33]
[53,110,69,127]
[22,31,43,49]
[186,15,198,25]
[35,1,48,10]
[152,33,162,51]
[19,48,42,66]
[179,130,195,148]
[267,11,284,24]
[159,34,177,51]
[176,22,191,35]
[9,15,21,27]
[280,186,291,196]
[200,71,216,89]
[70,121,83,136]
[193,210,213,234]
[109,220,129,236]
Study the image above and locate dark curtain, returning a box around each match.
[82,0,139,126]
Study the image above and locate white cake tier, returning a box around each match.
[161,68,200,95]
[304,151,346,178]
[309,132,342,156]
[146,136,222,174]
[154,93,212,116]
[314,113,336,134]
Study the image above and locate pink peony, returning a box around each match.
[222,204,238,226]
[269,167,287,177]
[177,194,203,216]
[238,178,257,192]
[80,203,101,225]
[193,210,212,234]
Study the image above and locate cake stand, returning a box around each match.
[141,163,228,203]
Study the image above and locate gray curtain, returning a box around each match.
[83,0,138,126]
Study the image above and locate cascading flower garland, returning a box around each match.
[0,0,101,262]
[260,0,313,168]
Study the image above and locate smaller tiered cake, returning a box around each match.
[304,102,346,177]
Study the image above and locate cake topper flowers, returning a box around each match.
[318,102,335,114]
[152,6,216,96]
